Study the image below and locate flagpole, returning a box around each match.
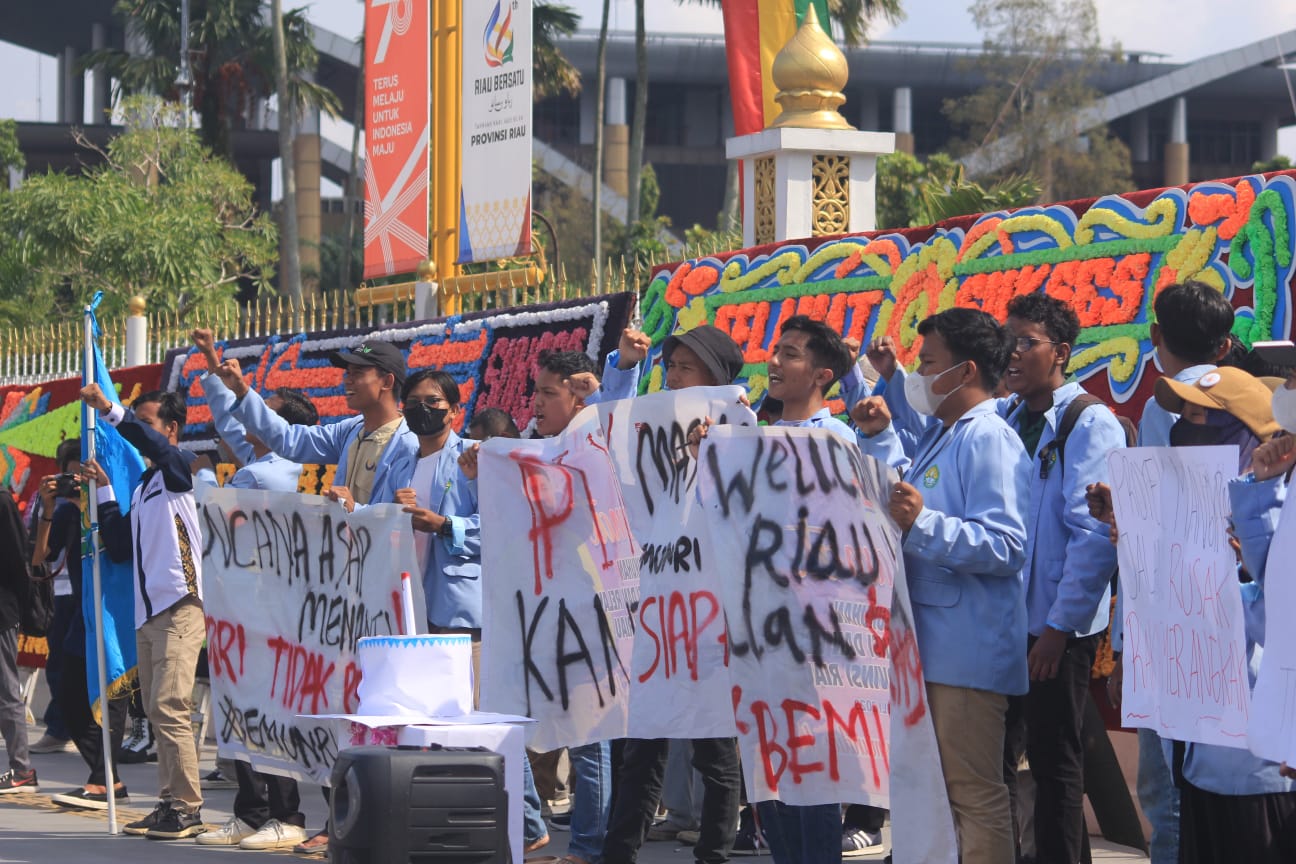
[84,306,118,835]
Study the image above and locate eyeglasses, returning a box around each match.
[1014,336,1059,353]
[406,396,448,407]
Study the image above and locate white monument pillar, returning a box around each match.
[724,6,895,247]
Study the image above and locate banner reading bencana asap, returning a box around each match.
[363,0,431,279]
[460,0,533,263]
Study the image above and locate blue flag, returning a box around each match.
[82,292,146,720]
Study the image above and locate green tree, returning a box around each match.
[877,151,1040,228]
[0,99,277,327]
[83,0,340,159]
[0,120,21,180]
[944,0,1131,203]
[535,2,582,99]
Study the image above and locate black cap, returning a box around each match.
[662,325,745,386]
[329,340,407,387]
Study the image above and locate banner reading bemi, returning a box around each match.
[198,486,421,783]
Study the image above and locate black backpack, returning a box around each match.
[1036,394,1137,480]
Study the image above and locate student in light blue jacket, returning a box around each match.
[853,308,1030,864]
[214,339,419,508]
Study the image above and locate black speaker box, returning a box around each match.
[329,745,510,864]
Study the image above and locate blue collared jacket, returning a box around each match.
[1170,475,1295,796]
[231,388,418,505]
[998,383,1123,638]
[200,373,304,493]
[413,430,483,629]
[859,398,1031,695]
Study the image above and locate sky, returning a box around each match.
[3,0,1296,162]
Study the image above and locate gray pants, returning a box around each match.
[0,625,31,773]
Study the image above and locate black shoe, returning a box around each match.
[548,810,571,832]
[51,786,130,810]
[0,769,37,794]
[124,802,171,836]
[732,806,766,856]
[146,807,207,840]
[118,718,154,764]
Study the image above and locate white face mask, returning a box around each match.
[1272,383,1296,434]
[904,361,969,416]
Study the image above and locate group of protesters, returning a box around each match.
[1,279,1294,864]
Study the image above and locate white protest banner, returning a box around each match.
[1109,446,1250,746]
[1248,487,1296,766]
[198,486,421,783]
[460,0,533,262]
[479,408,640,751]
[695,426,932,811]
[595,387,755,739]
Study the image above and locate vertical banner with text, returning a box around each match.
[1108,446,1251,747]
[479,408,639,751]
[1248,487,1296,766]
[460,0,533,263]
[199,487,421,783]
[596,387,756,738]
[363,0,431,278]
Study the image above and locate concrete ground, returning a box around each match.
[1,675,1150,863]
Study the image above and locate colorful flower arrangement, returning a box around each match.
[639,171,1296,410]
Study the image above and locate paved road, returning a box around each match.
[1,678,1149,863]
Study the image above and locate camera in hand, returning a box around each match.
[55,473,80,498]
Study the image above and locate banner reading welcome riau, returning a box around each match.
[198,486,421,783]
[479,391,958,863]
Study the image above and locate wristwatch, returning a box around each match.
[437,517,454,538]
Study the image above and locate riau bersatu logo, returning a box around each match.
[484,0,516,68]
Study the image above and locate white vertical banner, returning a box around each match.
[1108,446,1251,747]
[595,387,756,739]
[460,0,533,263]
[1248,488,1296,766]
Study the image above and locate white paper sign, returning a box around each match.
[1248,486,1296,765]
[478,408,640,750]
[1109,446,1251,747]
[595,387,755,739]
[198,486,421,783]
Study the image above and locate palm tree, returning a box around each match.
[678,0,904,47]
[83,0,341,159]
[624,0,648,252]
[534,2,582,100]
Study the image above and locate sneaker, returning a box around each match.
[124,802,171,836]
[0,769,37,794]
[240,819,308,850]
[647,817,698,841]
[146,807,207,840]
[841,828,885,858]
[200,769,238,790]
[731,807,766,856]
[293,830,329,856]
[677,829,700,845]
[31,734,77,754]
[118,718,154,764]
[194,816,256,846]
[548,810,571,832]
[51,786,129,810]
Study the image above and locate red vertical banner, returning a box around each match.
[363,0,431,279]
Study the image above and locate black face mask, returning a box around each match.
[1169,417,1223,447]
[405,402,450,437]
